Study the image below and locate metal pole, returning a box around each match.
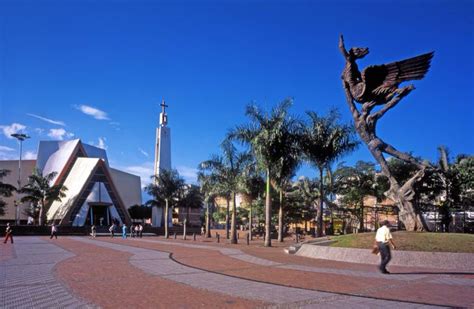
[17,139,22,225]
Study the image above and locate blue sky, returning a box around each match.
[1,0,473,189]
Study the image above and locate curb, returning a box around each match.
[296,244,474,271]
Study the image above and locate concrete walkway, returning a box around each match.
[0,237,93,308]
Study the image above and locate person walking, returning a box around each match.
[4,223,13,244]
[50,223,58,239]
[91,225,96,238]
[122,224,127,239]
[130,224,135,238]
[138,224,143,238]
[109,223,115,238]
[375,220,396,274]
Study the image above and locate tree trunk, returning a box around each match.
[225,198,230,239]
[278,189,283,242]
[230,192,237,244]
[165,199,169,238]
[38,199,45,226]
[206,202,211,238]
[183,218,187,240]
[359,198,365,232]
[265,168,272,247]
[342,82,427,231]
[249,200,253,241]
[317,167,324,237]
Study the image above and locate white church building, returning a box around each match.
[0,139,141,226]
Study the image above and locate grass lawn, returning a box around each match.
[329,231,474,253]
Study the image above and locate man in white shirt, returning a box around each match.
[375,220,396,274]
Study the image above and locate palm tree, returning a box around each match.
[238,164,265,241]
[300,110,358,237]
[229,98,295,247]
[146,169,185,238]
[178,184,203,236]
[0,169,16,216]
[272,130,301,242]
[199,140,252,244]
[197,172,218,238]
[20,169,68,226]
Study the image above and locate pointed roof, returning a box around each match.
[47,157,131,225]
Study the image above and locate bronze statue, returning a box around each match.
[339,35,434,231]
[339,35,433,104]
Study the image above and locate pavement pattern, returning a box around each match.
[0,237,93,308]
[2,236,473,308]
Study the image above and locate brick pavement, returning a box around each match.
[0,237,93,308]
[2,236,473,308]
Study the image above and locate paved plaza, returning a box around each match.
[1,236,473,308]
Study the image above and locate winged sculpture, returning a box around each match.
[339,35,434,104]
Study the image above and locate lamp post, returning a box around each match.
[11,133,30,225]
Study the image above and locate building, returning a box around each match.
[0,139,141,226]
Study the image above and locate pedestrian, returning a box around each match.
[50,223,58,239]
[201,226,205,236]
[91,225,96,238]
[138,224,143,238]
[130,224,135,238]
[122,224,127,239]
[4,223,13,244]
[109,223,115,238]
[352,215,360,234]
[375,220,396,274]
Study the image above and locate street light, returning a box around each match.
[11,133,30,225]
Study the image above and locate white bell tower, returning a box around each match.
[152,99,172,227]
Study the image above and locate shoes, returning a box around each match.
[381,270,390,274]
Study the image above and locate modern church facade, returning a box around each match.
[0,139,141,226]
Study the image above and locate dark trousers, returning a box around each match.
[377,242,391,272]
[50,232,57,239]
[4,233,13,244]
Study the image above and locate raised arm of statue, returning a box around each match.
[339,35,349,59]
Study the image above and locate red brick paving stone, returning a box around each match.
[368,282,474,308]
[51,238,267,308]
[0,242,15,262]
[96,238,398,294]
[96,237,474,307]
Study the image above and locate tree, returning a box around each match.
[178,184,203,228]
[128,204,152,220]
[0,169,16,216]
[299,110,358,237]
[20,169,67,226]
[334,161,389,231]
[199,140,252,244]
[197,172,218,238]
[238,164,265,241]
[229,98,295,247]
[271,121,301,242]
[146,169,185,238]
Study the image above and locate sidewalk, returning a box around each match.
[2,236,473,308]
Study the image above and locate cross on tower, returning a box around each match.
[160,99,168,114]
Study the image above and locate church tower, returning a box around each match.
[154,99,171,176]
[152,99,172,227]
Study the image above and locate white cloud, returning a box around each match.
[97,137,107,150]
[177,165,198,184]
[27,113,65,126]
[0,145,16,160]
[0,123,27,139]
[23,151,37,160]
[0,146,15,152]
[139,148,149,157]
[35,128,45,135]
[47,128,75,140]
[123,162,154,189]
[0,147,36,160]
[75,104,110,120]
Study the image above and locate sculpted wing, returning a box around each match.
[362,52,434,96]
